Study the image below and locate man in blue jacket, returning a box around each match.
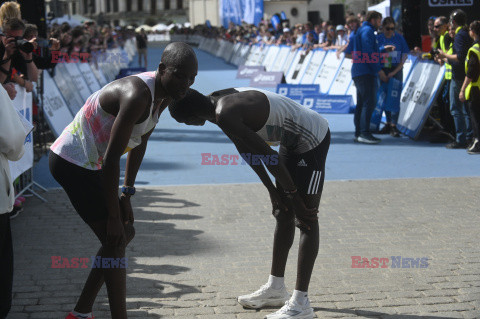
[345,11,389,144]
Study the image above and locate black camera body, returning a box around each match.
[13,36,34,53]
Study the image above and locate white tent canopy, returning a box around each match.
[368,0,390,18]
[135,25,153,32]
[49,15,84,26]
[152,23,168,32]
[167,23,183,30]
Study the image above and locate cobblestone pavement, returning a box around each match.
[8,178,480,318]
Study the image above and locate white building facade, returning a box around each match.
[46,0,189,26]
[189,0,370,28]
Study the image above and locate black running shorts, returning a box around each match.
[278,129,330,196]
[49,151,109,224]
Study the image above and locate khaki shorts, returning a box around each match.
[137,48,147,55]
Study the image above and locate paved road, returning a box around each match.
[17,43,480,319]
[8,177,480,318]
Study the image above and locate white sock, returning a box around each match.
[71,310,92,319]
[292,289,308,305]
[267,274,285,289]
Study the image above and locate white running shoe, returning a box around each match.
[237,284,290,309]
[264,299,315,319]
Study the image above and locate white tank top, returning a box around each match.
[51,71,159,170]
[235,87,329,153]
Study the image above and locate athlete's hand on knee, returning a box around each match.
[107,216,126,247]
[119,195,134,225]
[289,192,318,230]
[269,189,288,216]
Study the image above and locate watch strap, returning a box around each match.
[121,185,135,196]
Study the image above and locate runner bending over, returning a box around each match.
[49,42,197,319]
[169,87,330,319]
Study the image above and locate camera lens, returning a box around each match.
[14,37,34,53]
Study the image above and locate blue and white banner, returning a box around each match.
[250,71,284,87]
[314,51,342,94]
[43,71,75,136]
[300,50,327,84]
[276,84,320,103]
[220,0,263,28]
[397,61,445,139]
[270,46,292,72]
[237,65,265,79]
[285,50,313,84]
[9,86,33,179]
[301,95,354,114]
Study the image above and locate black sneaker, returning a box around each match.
[390,126,401,138]
[466,138,474,149]
[445,141,468,149]
[357,134,381,144]
[378,123,391,134]
[9,206,23,219]
[467,138,479,151]
[370,134,381,142]
[467,142,480,154]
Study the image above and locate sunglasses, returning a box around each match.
[385,27,395,31]
[433,24,443,29]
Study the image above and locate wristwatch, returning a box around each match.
[121,185,135,196]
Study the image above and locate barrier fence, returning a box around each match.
[8,39,137,202]
[8,35,444,201]
[190,35,445,140]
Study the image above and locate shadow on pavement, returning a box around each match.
[315,307,458,319]
[11,188,209,318]
[148,128,231,144]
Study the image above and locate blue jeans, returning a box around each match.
[450,79,472,143]
[353,74,378,136]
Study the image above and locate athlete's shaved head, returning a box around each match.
[169,88,213,125]
[161,42,198,68]
[158,42,198,100]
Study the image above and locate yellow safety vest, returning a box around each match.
[444,28,461,80]
[465,43,480,100]
[439,31,453,80]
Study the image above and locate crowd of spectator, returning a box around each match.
[428,10,480,154]
[0,1,137,99]
[170,9,479,154]
[0,1,138,222]
[172,11,365,53]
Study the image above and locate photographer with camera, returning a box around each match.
[0,18,39,87]
[24,24,60,71]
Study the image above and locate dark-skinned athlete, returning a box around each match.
[49,42,198,319]
[169,87,330,319]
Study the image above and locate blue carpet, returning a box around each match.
[34,45,480,188]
